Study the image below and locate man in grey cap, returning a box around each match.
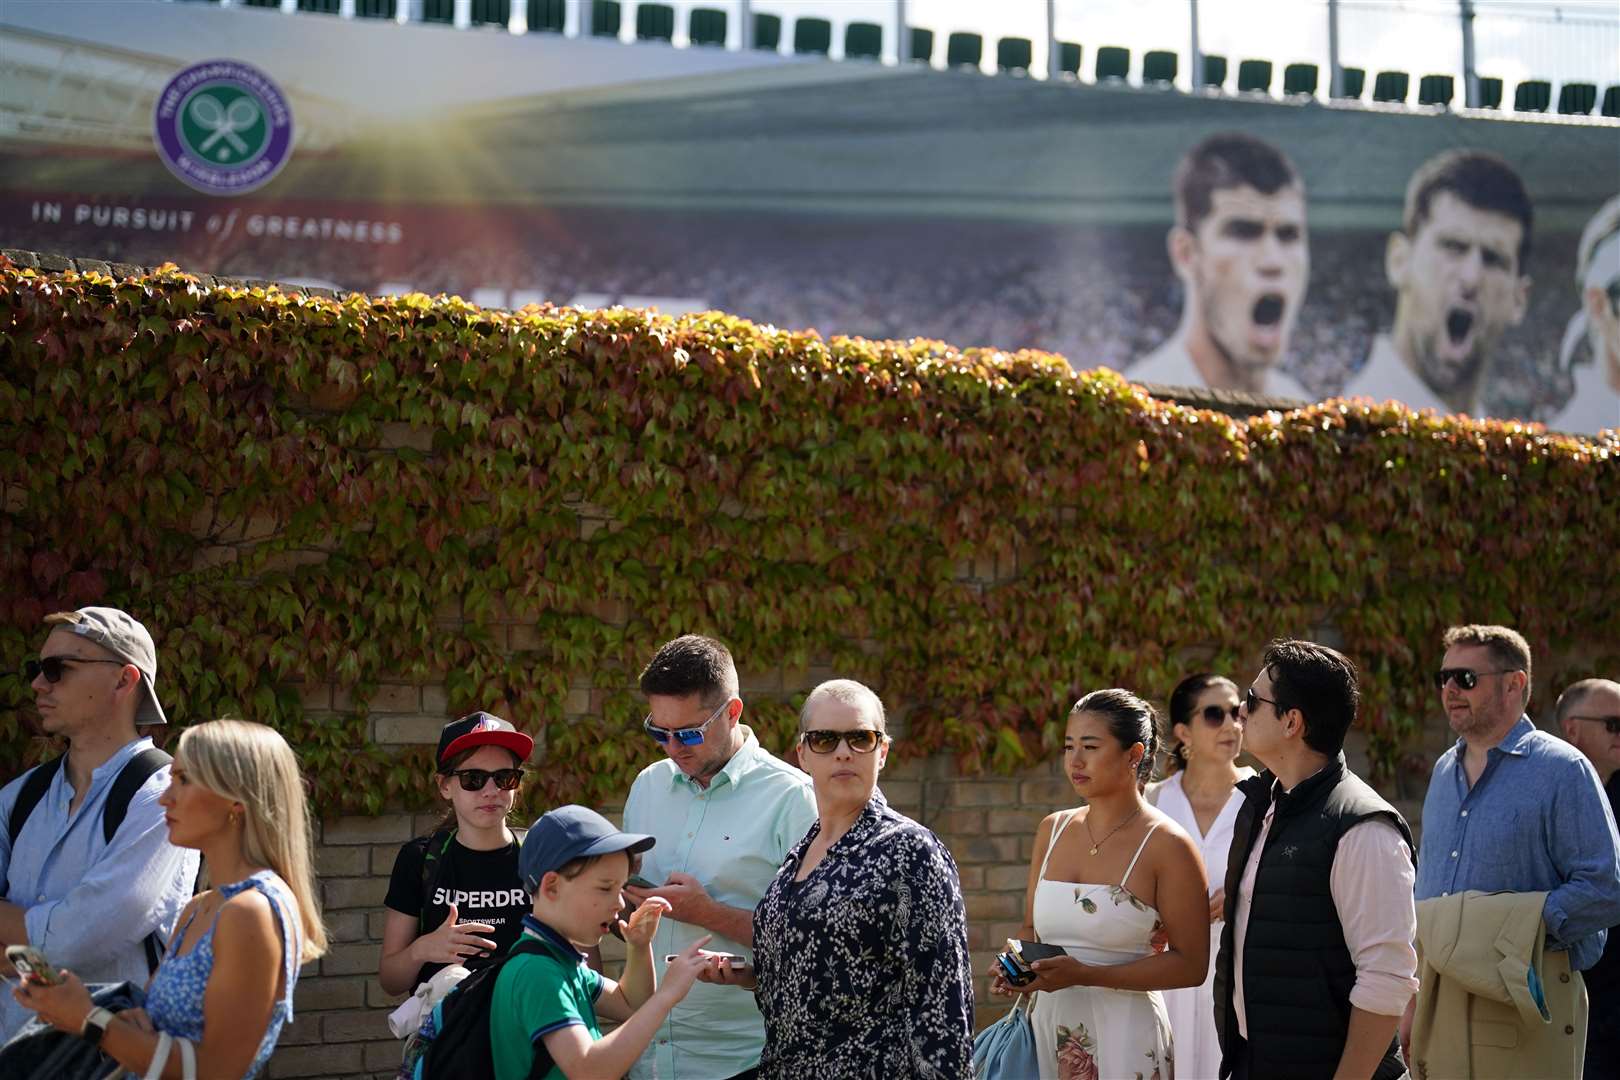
[0,607,200,1038]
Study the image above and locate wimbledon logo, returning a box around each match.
[153,59,293,196]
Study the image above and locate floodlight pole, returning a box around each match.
[740,0,753,51]
[1046,0,1058,79]
[1328,0,1343,98]
[1460,0,1479,107]
[1189,0,1201,90]
[895,0,907,64]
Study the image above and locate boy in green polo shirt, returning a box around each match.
[490,805,712,1080]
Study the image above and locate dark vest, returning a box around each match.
[1213,754,1414,1080]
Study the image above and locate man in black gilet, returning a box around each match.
[1214,639,1418,1080]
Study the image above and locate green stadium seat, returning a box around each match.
[1237,59,1272,94]
[1514,80,1551,112]
[946,32,983,69]
[1336,66,1365,99]
[636,3,674,41]
[471,0,509,26]
[688,7,725,46]
[1477,76,1503,108]
[1200,54,1228,89]
[1058,42,1082,78]
[845,22,883,61]
[1604,85,1620,118]
[1283,63,1318,97]
[909,28,935,63]
[354,0,395,17]
[296,0,341,14]
[794,18,831,56]
[1095,46,1129,82]
[1373,70,1409,103]
[591,0,620,37]
[754,13,781,51]
[1142,50,1177,86]
[997,37,1033,74]
[1558,82,1597,115]
[1418,74,1454,107]
[422,0,453,23]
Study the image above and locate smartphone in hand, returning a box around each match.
[667,950,752,973]
[6,945,63,986]
[626,874,659,889]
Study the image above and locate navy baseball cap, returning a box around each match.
[436,711,534,769]
[520,805,654,891]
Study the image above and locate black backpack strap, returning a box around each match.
[7,757,64,846]
[100,747,176,974]
[418,828,457,937]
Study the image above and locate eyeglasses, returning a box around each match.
[1243,687,1285,716]
[446,767,524,792]
[800,728,886,754]
[1200,704,1242,727]
[1432,668,1521,691]
[1569,714,1620,736]
[642,700,730,746]
[24,656,126,683]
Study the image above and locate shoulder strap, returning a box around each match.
[103,748,171,843]
[418,828,457,935]
[1120,822,1160,885]
[7,757,64,845]
[1037,809,1078,881]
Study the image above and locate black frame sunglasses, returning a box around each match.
[446,767,524,792]
[1432,668,1521,691]
[801,728,886,754]
[1569,714,1620,736]
[24,656,126,683]
[1199,704,1242,726]
[1243,687,1286,715]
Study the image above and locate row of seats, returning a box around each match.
[235,0,1620,118]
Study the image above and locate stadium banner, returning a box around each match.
[1,0,1615,432]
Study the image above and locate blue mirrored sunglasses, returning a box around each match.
[642,699,729,746]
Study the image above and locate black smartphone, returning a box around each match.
[626,874,659,889]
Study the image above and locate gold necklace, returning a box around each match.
[1082,807,1142,856]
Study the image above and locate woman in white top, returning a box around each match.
[1144,673,1255,1080]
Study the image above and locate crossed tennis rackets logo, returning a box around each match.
[188,93,262,160]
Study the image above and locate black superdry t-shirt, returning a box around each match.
[384,832,529,988]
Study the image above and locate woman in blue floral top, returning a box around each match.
[14,719,326,1079]
[703,678,974,1079]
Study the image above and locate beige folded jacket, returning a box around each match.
[1410,889,1586,1080]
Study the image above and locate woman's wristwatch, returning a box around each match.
[81,1006,116,1045]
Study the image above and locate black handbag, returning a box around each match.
[0,981,143,1080]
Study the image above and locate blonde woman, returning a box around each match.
[13,719,326,1078]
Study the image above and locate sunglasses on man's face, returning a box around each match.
[1570,714,1620,736]
[447,767,524,792]
[1243,687,1285,716]
[24,656,126,684]
[1199,704,1242,727]
[800,728,885,755]
[1431,668,1520,691]
[642,699,730,747]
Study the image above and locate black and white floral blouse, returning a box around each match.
[752,789,974,1080]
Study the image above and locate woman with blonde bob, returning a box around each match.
[14,719,326,1078]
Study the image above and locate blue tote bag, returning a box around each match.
[971,992,1040,1079]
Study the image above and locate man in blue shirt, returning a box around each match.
[1405,625,1620,1071]
[0,608,199,1039]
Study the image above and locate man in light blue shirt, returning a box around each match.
[621,635,816,1080]
[1406,624,1620,1065]
[0,607,200,1039]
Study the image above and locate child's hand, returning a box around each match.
[411,904,498,965]
[620,896,670,947]
[658,935,714,1000]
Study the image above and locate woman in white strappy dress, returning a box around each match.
[990,689,1213,1080]
[1144,674,1256,1080]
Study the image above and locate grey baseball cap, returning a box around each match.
[56,607,167,725]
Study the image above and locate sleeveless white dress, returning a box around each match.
[1145,769,1254,1080]
[1028,812,1174,1080]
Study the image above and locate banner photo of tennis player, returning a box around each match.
[2,1,1615,432]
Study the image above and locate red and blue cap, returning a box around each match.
[436,711,534,769]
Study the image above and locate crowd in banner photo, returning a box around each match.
[3,613,1619,1080]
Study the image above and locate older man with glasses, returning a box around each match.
[619,635,816,1080]
[1556,677,1620,1077]
[1403,626,1620,1078]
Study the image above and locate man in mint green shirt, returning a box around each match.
[622,635,818,1080]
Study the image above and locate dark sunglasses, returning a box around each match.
[1200,704,1242,726]
[1432,668,1520,691]
[1243,687,1285,715]
[1570,714,1620,736]
[801,728,885,754]
[24,656,126,683]
[447,767,524,792]
[642,699,730,747]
